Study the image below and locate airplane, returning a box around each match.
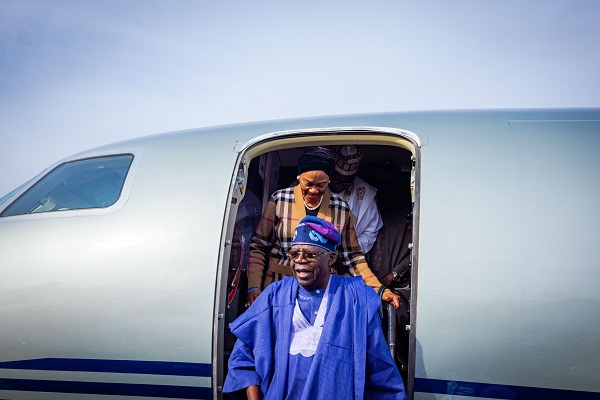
[0,108,599,400]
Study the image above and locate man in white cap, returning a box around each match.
[330,145,383,253]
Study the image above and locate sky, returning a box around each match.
[1,0,599,196]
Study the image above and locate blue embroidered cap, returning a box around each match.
[292,216,342,252]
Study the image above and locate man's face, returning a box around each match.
[329,170,355,194]
[289,244,336,290]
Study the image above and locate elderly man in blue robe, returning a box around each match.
[224,216,407,400]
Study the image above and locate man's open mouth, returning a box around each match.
[295,267,313,279]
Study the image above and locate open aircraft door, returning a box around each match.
[214,126,422,399]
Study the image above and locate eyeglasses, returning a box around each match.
[287,250,330,261]
[329,179,353,189]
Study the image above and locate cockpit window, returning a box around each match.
[0,177,36,206]
[0,154,134,217]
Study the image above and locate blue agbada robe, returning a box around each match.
[224,275,407,400]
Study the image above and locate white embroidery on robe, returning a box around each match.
[289,282,330,357]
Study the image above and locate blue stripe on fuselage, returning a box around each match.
[0,358,212,399]
[0,358,211,377]
[0,378,211,399]
[415,377,600,399]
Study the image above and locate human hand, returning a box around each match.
[382,291,401,310]
[246,289,262,307]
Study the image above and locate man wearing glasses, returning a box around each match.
[224,216,407,400]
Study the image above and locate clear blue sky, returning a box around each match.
[1,0,599,196]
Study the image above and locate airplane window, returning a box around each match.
[0,154,134,217]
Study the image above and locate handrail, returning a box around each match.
[386,302,396,359]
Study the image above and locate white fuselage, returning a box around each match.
[1,109,599,399]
